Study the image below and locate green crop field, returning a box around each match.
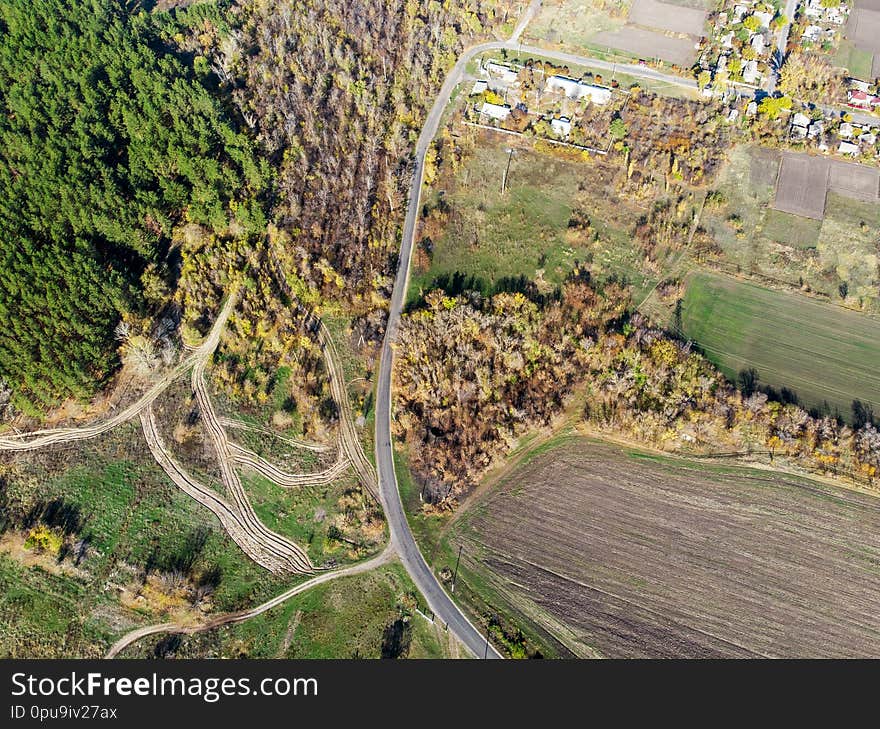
[680,272,880,419]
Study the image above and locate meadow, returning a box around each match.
[116,562,457,659]
[411,134,659,304]
[0,424,298,658]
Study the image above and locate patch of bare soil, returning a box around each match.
[455,438,880,657]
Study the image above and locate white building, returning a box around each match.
[755,10,773,28]
[792,112,810,128]
[546,75,612,104]
[751,34,765,55]
[485,61,518,84]
[803,25,823,43]
[839,122,854,139]
[480,102,511,121]
[471,80,488,95]
[551,116,573,137]
[839,141,860,155]
[743,60,760,84]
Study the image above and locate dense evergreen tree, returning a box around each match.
[0,0,268,411]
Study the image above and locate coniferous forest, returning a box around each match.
[0,0,268,411]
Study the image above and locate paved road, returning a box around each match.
[374,38,505,661]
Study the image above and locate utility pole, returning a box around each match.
[501,148,514,194]
[451,545,463,593]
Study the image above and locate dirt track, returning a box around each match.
[0,290,375,578]
[105,545,395,658]
[456,439,880,658]
[316,321,379,502]
[0,292,239,451]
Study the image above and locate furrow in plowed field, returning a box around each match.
[454,438,880,658]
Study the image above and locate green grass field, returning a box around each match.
[118,561,456,659]
[680,272,880,419]
[411,141,584,299]
[834,40,874,80]
[0,426,299,657]
[412,136,659,303]
[761,209,822,249]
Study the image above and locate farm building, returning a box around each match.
[480,101,511,121]
[484,61,518,84]
[471,80,488,95]
[546,75,613,104]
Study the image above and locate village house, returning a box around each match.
[802,25,823,43]
[742,59,761,84]
[484,61,519,84]
[838,140,860,155]
[480,101,511,121]
[754,10,773,28]
[751,33,765,55]
[848,89,880,110]
[790,111,810,139]
[471,80,488,96]
[550,116,572,138]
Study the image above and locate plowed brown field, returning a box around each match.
[453,438,880,657]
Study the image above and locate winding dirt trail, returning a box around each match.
[0,292,239,451]
[219,417,331,453]
[140,407,304,574]
[315,322,380,503]
[191,358,314,574]
[104,545,395,658]
[228,441,351,487]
